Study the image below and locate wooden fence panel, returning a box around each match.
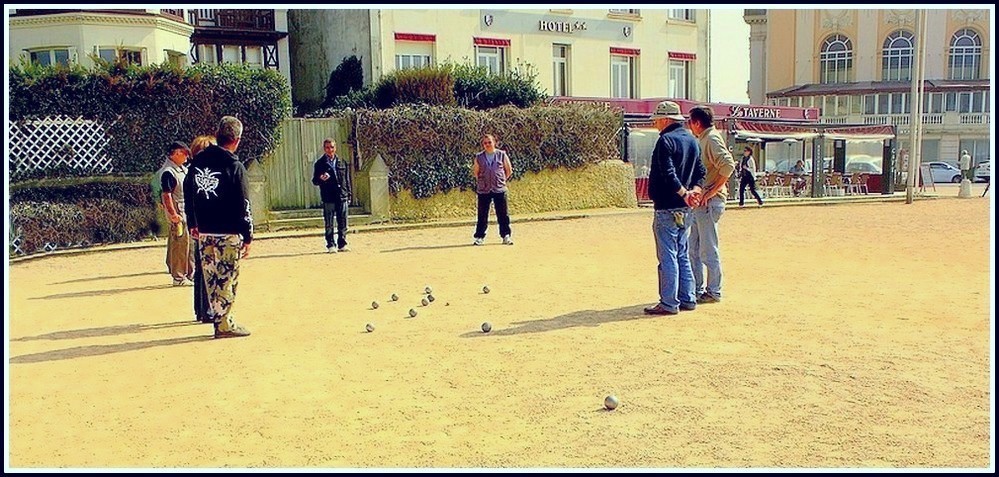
[263,117,354,210]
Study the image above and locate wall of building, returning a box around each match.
[765,10,796,94]
[8,11,193,68]
[373,8,709,100]
[288,9,373,111]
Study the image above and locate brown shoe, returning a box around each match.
[643,304,678,315]
[214,323,251,339]
[696,293,721,304]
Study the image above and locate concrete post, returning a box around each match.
[245,159,270,231]
[368,154,390,221]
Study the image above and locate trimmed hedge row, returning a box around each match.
[9,177,159,256]
[339,103,623,199]
[9,61,291,181]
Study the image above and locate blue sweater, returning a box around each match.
[647,123,706,210]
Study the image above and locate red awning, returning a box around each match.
[474,37,510,47]
[730,120,820,140]
[610,47,640,56]
[668,51,696,61]
[395,33,436,43]
[823,125,896,141]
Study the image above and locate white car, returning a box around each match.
[926,161,963,183]
[974,161,990,182]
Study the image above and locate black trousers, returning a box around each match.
[739,174,763,206]
[474,192,511,238]
[193,242,210,322]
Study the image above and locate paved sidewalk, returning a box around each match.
[9,186,974,264]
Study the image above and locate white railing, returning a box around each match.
[8,115,114,179]
[922,113,944,124]
[959,113,990,125]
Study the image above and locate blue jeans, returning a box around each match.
[323,200,349,249]
[689,196,725,298]
[653,209,696,312]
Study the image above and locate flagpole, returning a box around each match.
[906,9,925,204]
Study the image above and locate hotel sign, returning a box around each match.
[538,20,588,34]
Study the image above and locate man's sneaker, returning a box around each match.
[473,238,484,246]
[327,246,338,254]
[214,323,251,339]
[172,278,186,287]
[696,293,721,304]
[643,304,678,315]
[502,235,514,245]
[338,245,350,252]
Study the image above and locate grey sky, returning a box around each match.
[710,9,751,104]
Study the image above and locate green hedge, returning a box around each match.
[335,103,622,199]
[9,61,291,181]
[9,177,159,256]
[316,61,545,112]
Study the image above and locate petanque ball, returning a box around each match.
[604,395,619,411]
[409,308,418,318]
[481,322,492,333]
[371,301,379,309]
[425,286,433,294]
[391,293,399,301]
[422,298,429,306]
[482,285,490,294]
[365,323,375,332]
[427,294,435,302]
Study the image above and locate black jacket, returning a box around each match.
[183,144,253,244]
[312,155,351,203]
[648,123,706,210]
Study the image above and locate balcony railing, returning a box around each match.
[959,113,990,125]
[160,9,184,20]
[188,9,274,31]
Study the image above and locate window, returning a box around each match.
[221,45,241,64]
[864,94,876,115]
[923,93,943,114]
[920,139,940,164]
[882,30,913,81]
[28,48,70,66]
[165,50,186,69]
[476,46,506,75]
[196,44,218,64]
[820,34,853,84]
[552,44,570,96]
[948,28,981,80]
[611,54,637,99]
[851,95,863,114]
[668,60,689,99]
[244,46,263,69]
[396,54,432,70]
[959,139,990,163]
[609,9,640,15]
[669,9,693,21]
[98,47,142,66]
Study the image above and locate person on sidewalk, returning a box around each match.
[687,105,736,305]
[183,116,253,339]
[154,141,193,287]
[188,134,216,324]
[311,138,352,253]
[738,146,764,207]
[471,134,514,246]
[960,150,972,181]
[643,101,706,316]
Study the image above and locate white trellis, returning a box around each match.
[8,115,114,178]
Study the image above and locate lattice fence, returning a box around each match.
[8,115,114,181]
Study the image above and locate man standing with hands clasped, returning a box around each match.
[687,106,736,305]
[643,101,706,316]
[312,138,352,253]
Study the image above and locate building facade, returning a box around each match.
[744,8,991,168]
[8,9,290,85]
[289,8,711,112]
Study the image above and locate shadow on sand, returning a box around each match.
[12,320,202,342]
[10,335,214,364]
[459,304,662,338]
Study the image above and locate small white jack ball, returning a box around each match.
[604,395,619,411]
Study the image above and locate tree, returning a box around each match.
[323,55,364,108]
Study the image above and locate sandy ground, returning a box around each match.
[6,197,993,469]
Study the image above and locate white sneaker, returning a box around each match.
[502,235,514,245]
[327,246,338,254]
[338,246,350,252]
[473,238,484,246]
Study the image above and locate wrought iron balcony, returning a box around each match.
[187,9,275,31]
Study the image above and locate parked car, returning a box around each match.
[845,158,883,174]
[974,161,990,182]
[926,161,963,183]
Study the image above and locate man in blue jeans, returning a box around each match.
[687,106,736,304]
[312,138,352,253]
[643,101,706,316]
